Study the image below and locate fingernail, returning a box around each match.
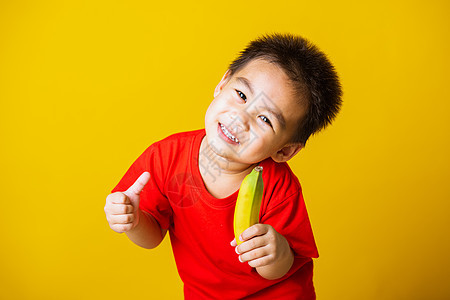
[235,246,239,254]
[238,256,243,263]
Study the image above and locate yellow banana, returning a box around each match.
[233,166,264,245]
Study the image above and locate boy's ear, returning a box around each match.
[214,70,232,97]
[271,143,304,163]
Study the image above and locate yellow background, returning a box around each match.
[1,0,449,299]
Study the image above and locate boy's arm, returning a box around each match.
[125,209,167,249]
[104,172,166,249]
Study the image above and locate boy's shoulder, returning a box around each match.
[138,129,204,165]
[259,158,302,196]
[132,129,204,177]
[258,159,308,226]
[146,129,204,151]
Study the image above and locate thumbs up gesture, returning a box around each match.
[104,172,151,233]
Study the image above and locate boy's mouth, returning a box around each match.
[218,123,240,144]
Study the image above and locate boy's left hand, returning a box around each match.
[230,224,293,269]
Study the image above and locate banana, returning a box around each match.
[233,166,264,245]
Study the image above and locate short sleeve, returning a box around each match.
[260,190,319,259]
[111,146,173,230]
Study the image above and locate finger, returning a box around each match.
[230,238,237,247]
[236,236,266,254]
[124,172,151,197]
[240,224,269,242]
[110,213,135,224]
[108,203,134,215]
[107,192,131,204]
[239,247,268,264]
[111,223,133,233]
[247,254,274,268]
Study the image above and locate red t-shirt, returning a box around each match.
[112,129,319,299]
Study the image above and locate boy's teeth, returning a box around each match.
[220,124,240,143]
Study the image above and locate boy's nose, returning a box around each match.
[229,111,250,133]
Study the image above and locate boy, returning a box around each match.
[104,33,342,299]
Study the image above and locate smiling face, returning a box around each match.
[204,59,307,165]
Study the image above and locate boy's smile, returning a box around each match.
[218,122,240,145]
[202,58,307,173]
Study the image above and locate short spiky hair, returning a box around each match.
[228,33,342,144]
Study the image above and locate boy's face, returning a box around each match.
[204,59,307,165]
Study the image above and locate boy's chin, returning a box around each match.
[203,135,239,158]
[207,139,263,164]
[206,135,235,155]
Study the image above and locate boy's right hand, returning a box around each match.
[104,172,151,233]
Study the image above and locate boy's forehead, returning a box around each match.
[230,60,288,97]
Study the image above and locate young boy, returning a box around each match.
[104,33,342,299]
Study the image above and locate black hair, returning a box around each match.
[228,33,342,144]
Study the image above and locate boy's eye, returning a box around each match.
[235,89,247,102]
[259,115,272,127]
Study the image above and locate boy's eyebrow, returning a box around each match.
[236,76,254,95]
[267,108,286,129]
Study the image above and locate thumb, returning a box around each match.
[124,171,151,198]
